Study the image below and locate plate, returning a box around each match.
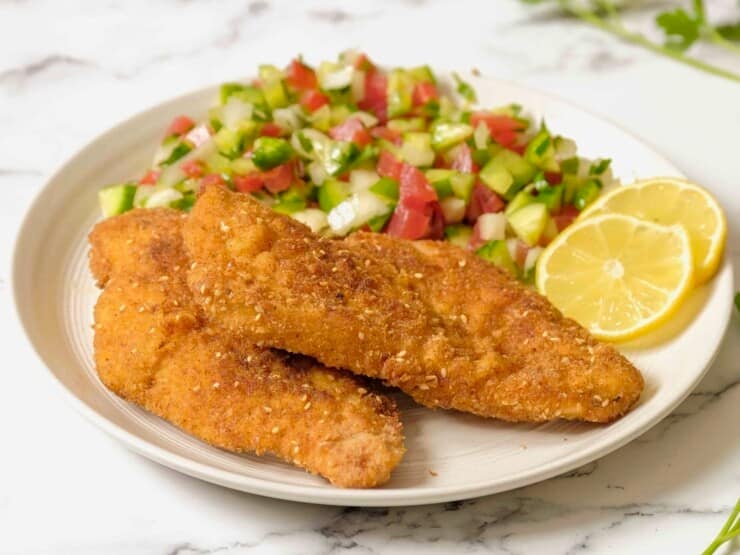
[13,73,734,506]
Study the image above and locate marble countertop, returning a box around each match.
[1,1,739,553]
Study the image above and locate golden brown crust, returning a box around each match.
[89,208,405,488]
[184,187,643,423]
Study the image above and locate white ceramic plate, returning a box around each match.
[13,73,734,507]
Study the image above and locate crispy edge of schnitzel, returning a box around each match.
[89,208,405,488]
[183,186,643,423]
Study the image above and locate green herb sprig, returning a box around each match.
[521,0,740,82]
[703,498,740,555]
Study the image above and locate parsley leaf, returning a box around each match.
[656,8,700,51]
[717,21,740,42]
[452,73,477,104]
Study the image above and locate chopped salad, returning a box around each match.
[98,51,616,281]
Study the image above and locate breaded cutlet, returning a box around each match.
[89,208,405,488]
[183,186,643,423]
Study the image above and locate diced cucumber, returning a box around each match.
[495,150,536,187]
[98,184,137,217]
[258,64,283,83]
[444,224,473,249]
[408,65,435,84]
[476,212,507,242]
[479,161,514,198]
[369,177,399,202]
[476,240,518,276]
[450,172,475,202]
[426,169,454,198]
[231,86,271,121]
[440,196,466,224]
[214,126,247,159]
[562,174,581,204]
[273,185,307,214]
[318,179,350,212]
[479,150,535,199]
[156,138,192,167]
[251,137,293,170]
[221,96,254,129]
[525,127,559,172]
[572,178,602,210]
[230,157,257,175]
[307,104,332,132]
[220,82,246,104]
[204,152,232,174]
[170,193,196,212]
[387,117,426,133]
[536,184,564,213]
[560,156,580,175]
[368,212,392,232]
[263,79,289,110]
[507,203,549,246]
[387,69,414,119]
[400,132,434,167]
[431,122,473,151]
[330,104,353,126]
[505,189,536,216]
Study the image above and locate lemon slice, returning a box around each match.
[536,213,693,341]
[580,177,726,284]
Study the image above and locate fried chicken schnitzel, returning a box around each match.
[89,208,404,488]
[184,186,643,423]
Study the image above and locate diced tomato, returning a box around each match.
[285,59,318,90]
[233,174,264,193]
[200,173,226,192]
[468,220,487,251]
[412,82,439,107]
[377,150,404,180]
[329,117,371,148]
[260,122,283,137]
[386,203,431,240]
[424,201,445,240]
[399,163,437,210]
[450,144,478,174]
[433,155,449,169]
[544,171,562,185]
[358,69,388,122]
[509,142,526,155]
[300,89,330,112]
[470,112,524,149]
[262,162,294,194]
[465,182,505,223]
[139,169,160,186]
[370,126,402,145]
[553,204,580,232]
[353,52,374,71]
[166,115,195,137]
[181,159,204,178]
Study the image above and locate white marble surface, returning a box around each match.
[1,1,739,554]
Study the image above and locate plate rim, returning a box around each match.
[12,73,735,506]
